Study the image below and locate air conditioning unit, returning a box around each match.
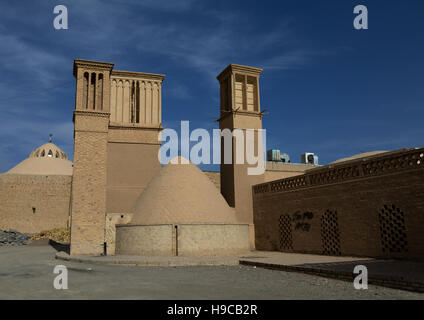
[280,153,290,163]
[267,149,291,163]
[267,149,281,162]
[301,152,319,165]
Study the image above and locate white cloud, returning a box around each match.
[0,33,68,88]
[0,1,329,171]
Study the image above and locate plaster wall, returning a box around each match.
[106,142,161,213]
[115,224,174,256]
[178,224,250,256]
[105,212,133,255]
[115,223,250,256]
[0,174,71,233]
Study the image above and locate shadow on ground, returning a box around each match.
[49,240,70,254]
[28,238,70,254]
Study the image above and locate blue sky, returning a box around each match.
[0,0,423,172]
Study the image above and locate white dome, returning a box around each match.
[6,142,73,176]
[29,142,68,160]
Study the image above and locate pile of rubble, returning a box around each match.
[30,228,70,244]
[0,230,32,246]
[0,228,70,247]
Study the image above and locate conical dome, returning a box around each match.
[7,142,73,176]
[131,156,237,224]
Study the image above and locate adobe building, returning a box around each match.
[0,142,72,233]
[253,148,424,260]
[70,59,166,255]
[115,156,250,256]
[69,59,313,256]
[1,58,422,261]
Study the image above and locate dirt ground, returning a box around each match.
[1,245,423,300]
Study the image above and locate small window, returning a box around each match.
[40,150,45,157]
[55,151,60,158]
[48,150,53,158]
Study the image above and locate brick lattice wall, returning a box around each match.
[253,148,424,260]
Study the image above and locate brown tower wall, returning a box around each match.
[70,60,165,256]
[106,137,161,213]
[70,60,113,255]
[106,70,164,214]
[70,112,109,255]
[217,64,265,249]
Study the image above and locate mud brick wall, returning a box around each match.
[0,174,71,233]
[70,112,109,255]
[253,148,424,260]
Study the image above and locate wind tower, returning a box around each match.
[216,64,265,248]
[70,59,114,255]
[70,59,165,255]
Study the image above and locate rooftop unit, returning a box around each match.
[267,149,291,163]
[301,152,319,165]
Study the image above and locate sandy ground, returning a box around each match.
[0,245,423,300]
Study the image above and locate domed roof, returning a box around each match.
[6,142,73,176]
[29,142,68,160]
[331,151,388,164]
[131,156,237,225]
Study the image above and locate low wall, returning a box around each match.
[0,174,72,233]
[115,223,250,256]
[105,213,133,255]
[178,224,250,256]
[253,148,424,260]
[264,162,315,183]
[116,224,174,256]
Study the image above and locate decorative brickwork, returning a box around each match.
[379,204,408,255]
[321,210,341,256]
[253,148,424,260]
[254,149,424,195]
[279,214,293,251]
[269,176,307,192]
